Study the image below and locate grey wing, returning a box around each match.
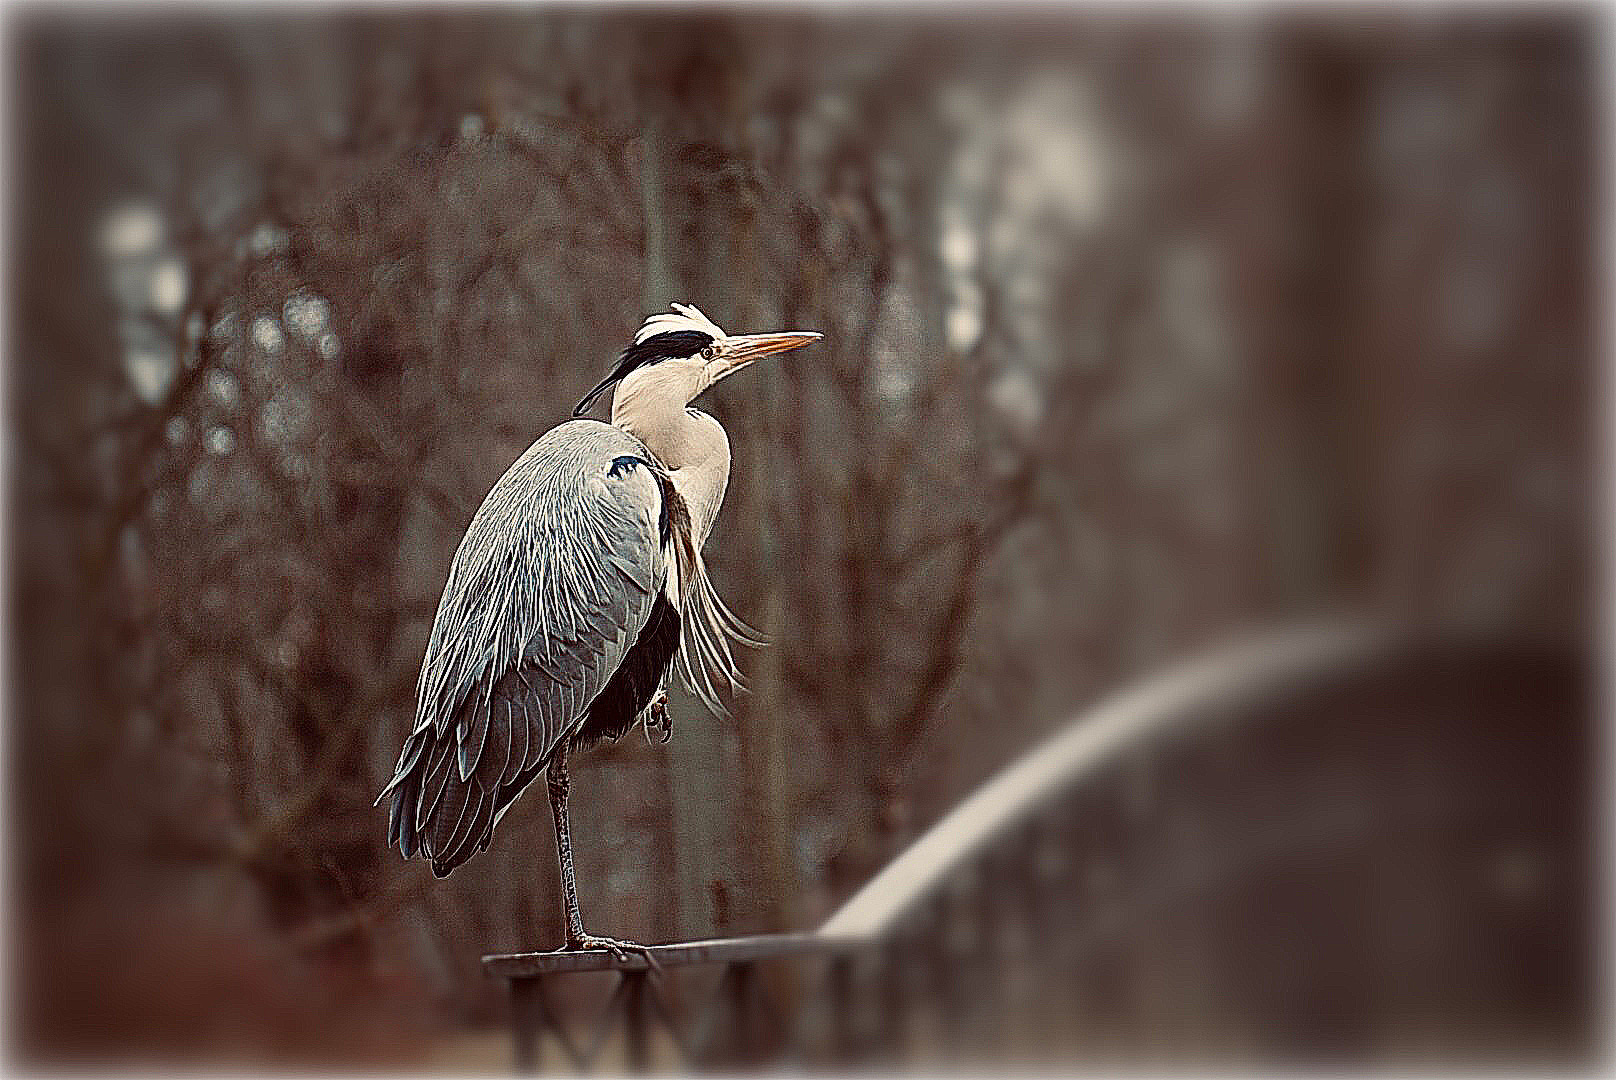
[378,420,667,876]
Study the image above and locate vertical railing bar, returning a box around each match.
[643,971,699,1065]
[533,973,587,1069]
[622,970,651,1072]
[973,848,998,1058]
[726,960,756,1065]
[1008,825,1043,1056]
[985,843,1018,1058]
[827,952,856,1066]
[770,956,818,1065]
[887,934,910,1066]
[937,880,971,1063]
[582,971,632,1070]
[687,961,742,1064]
[510,978,543,1076]
[771,985,807,1066]
[727,959,758,1065]
[732,959,789,1064]
[744,961,786,1032]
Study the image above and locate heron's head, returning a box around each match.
[573,303,821,424]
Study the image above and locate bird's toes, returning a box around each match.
[570,932,658,971]
[645,693,673,744]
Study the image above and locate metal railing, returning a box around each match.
[484,621,1591,1070]
[484,934,866,1071]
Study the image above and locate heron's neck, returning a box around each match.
[613,404,730,547]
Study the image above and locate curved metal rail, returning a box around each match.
[819,617,1386,940]
[485,616,1591,1070]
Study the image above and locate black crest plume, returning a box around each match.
[572,330,715,417]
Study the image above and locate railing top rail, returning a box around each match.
[817,617,1388,940]
[484,931,864,977]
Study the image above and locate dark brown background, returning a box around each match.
[7,7,1598,1067]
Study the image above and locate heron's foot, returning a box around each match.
[564,932,660,971]
[644,691,672,744]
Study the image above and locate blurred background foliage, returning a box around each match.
[7,7,1595,1066]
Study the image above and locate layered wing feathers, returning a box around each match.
[379,420,665,875]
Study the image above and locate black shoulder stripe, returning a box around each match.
[607,455,681,544]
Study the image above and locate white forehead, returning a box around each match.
[634,302,728,345]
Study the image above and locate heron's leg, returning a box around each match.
[546,746,587,942]
[546,746,657,968]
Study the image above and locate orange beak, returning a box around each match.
[703,331,823,385]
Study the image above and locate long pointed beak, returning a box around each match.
[706,331,822,385]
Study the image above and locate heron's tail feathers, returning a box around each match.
[674,554,767,716]
[379,689,544,877]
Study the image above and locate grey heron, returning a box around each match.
[377,303,821,959]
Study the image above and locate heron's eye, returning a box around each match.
[700,344,718,361]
